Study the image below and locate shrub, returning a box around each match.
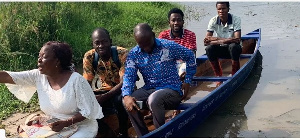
[0,2,181,119]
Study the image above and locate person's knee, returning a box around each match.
[148,93,166,111]
[147,97,158,111]
[229,43,242,52]
[205,45,219,61]
[229,43,242,61]
[205,45,215,53]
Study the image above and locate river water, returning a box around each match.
[176,2,300,138]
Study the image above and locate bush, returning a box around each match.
[0,2,181,120]
[0,2,179,68]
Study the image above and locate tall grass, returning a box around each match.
[0,2,181,120]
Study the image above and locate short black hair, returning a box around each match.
[92,27,111,39]
[134,23,153,36]
[216,1,230,9]
[168,8,184,20]
[43,41,73,70]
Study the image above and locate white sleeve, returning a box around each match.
[207,17,216,32]
[5,69,39,103]
[74,74,104,120]
[234,16,241,31]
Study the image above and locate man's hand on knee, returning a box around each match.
[123,96,140,111]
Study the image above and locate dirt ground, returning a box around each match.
[1,111,123,138]
[1,111,43,138]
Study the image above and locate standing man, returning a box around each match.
[83,28,129,138]
[122,23,196,137]
[159,7,197,55]
[204,1,242,86]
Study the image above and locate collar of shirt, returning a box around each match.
[169,28,184,39]
[216,13,233,25]
[136,38,162,54]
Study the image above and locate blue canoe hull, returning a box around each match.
[143,28,261,138]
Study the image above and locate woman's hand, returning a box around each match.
[49,113,85,132]
[26,115,43,127]
[48,120,70,132]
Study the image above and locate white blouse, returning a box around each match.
[5,69,103,138]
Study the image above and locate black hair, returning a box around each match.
[134,23,153,35]
[168,8,184,20]
[216,1,230,9]
[92,27,111,39]
[43,41,73,70]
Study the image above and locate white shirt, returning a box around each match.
[5,69,103,138]
[207,13,241,38]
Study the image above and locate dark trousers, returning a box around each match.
[205,43,242,61]
[95,91,128,137]
[126,88,182,137]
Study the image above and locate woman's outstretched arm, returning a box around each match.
[0,71,15,84]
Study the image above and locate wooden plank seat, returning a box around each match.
[192,76,231,82]
[241,33,260,39]
[196,54,252,62]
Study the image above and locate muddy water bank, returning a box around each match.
[180,2,300,138]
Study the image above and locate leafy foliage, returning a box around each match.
[0,2,180,120]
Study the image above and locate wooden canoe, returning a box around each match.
[141,28,262,138]
[100,29,261,138]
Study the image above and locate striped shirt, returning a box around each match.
[158,29,197,51]
[121,38,196,97]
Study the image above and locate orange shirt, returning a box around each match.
[83,46,128,91]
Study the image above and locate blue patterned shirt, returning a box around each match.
[121,38,196,96]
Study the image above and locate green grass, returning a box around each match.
[0,2,181,122]
[0,85,39,120]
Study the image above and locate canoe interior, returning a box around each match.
[99,38,258,138]
[185,38,257,103]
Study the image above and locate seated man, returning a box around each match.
[204,1,242,86]
[122,23,196,137]
[157,7,197,119]
[159,8,197,56]
[82,28,129,137]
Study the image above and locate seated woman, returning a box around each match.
[0,41,103,138]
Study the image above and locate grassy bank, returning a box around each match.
[0,2,181,121]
